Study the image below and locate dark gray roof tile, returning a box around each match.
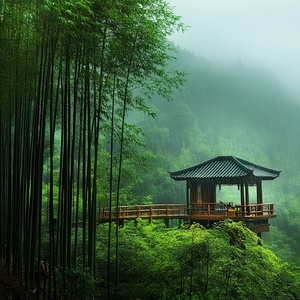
[170,156,280,181]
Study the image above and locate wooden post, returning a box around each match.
[240,183,245,216]
[245,183,250,215]
[256,179,263,215]
[256,180,262,204]
[186,181,189,211]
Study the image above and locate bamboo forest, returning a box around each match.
[1,0,300,299]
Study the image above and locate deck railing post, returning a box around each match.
[258,204,263,215]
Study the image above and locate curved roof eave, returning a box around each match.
[169,156,281,181]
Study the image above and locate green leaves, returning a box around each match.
[96,220,300,299]
[0,0,187,297]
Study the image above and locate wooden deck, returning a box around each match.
[99,203,276,223]
[100,204,187,222]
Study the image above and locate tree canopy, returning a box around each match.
[0,0,185,297]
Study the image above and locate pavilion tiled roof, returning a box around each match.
[169,156,281,181]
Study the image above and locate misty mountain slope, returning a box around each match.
[133,49,300,262]
[149,49,300,168]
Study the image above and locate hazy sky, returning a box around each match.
[168,0,300,94]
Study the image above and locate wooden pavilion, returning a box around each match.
[169,156,281,234]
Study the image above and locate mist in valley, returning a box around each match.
[131,0,300,263]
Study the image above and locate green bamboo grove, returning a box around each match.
[0,0,185,297]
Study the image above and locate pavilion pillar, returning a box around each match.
[256,180,263,204]
[186,181,189,208]
[245,183,249,205]
[240,183,245,216]
[245,183,250,215]
[256,179,263,215]
[240,183,245,206]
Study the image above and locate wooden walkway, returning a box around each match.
[100,204,187,222]
[99,203,276,223]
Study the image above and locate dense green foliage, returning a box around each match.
[72,220,300,299]
[0,0,185,298]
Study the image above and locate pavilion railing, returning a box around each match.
[100,203,275,222]
[100,204,187,221]
[189,203,275,218]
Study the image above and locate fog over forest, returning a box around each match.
[168,0,300,96]
[148,0,300,263]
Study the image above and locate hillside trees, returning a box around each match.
[0,0,185,297]
[96,220,300,300]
